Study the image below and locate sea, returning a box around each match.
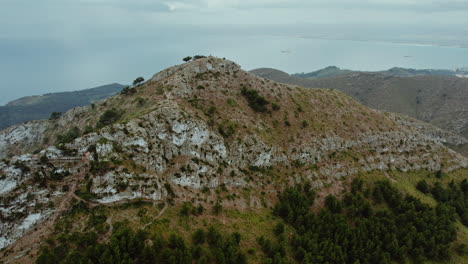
[1,24,468,105]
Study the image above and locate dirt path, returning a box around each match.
[0,172,86,264]
[142,203,167,230]
[70,192,100,208]
[155,203,168,219]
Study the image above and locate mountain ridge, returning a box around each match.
[0,83,125,131]
[292,66,468,79]
[251,68,468,147]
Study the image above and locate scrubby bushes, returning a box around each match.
[120,86,136,95]
[416,179,430,194]
[241,87,270,113]
[180,202,204,216]
[218,121,237,138]
[96,108,123,128]
[56,127,81,144]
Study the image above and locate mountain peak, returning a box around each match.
[152,56,241,82]
[1,58,467,261]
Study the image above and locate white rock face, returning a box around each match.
[0,179,17,195]
[18,213,43,230]
[0,151,72,250]
[0,120,51,159]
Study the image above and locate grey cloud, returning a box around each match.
[164,0,468,12]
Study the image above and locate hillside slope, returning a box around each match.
[0,83,125,131]
[251,69,468,144]
[1,57,467,263]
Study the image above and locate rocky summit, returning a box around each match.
[0,57,467,263]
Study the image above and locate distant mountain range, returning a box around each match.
[0,83,125,130]
[251,67,468,155]
[293,66,468,79]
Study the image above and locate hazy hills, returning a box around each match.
[293,66,352,79]
[0,83,125,131]
[293,66,468,79]
[0,58,467,263]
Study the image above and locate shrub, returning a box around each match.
[40,155,49,164]
[49,112,62,120]
[196,204,205,215]
[50,170,70,181]
[155,85,165,95]
[180,202,192,216]
[96,108,122,128]
[212,202,222,215]
[136,97,146,106]
[56,144,78,156]
[416,179,430,194]
[120,86,136,95]
[241,87,270,112]
[271,103,280,111]
[164,183,175,197]
[192,229,206,245]
[273,223,284,236]
[89,160,112,174]
[116,181,129,191]
[218,121,237,138]
[456,243,467,256]
[56,127,81,144]
[83,125,94,134]
[324,194,342,213]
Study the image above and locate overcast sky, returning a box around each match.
[1,0,468,105]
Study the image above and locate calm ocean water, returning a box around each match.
[1,27,468,104]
